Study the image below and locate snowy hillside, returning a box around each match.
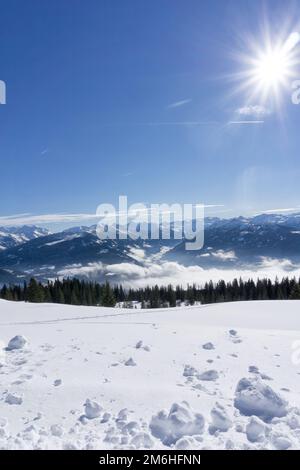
[0,299,300,450]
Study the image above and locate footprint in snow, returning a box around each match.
[11,380,24,386]
[40,343,54,352]
[248,366,273,381]
[20,374,33,380]
[197,370,219,381]
[249,365,259,374]
[228,330,242,343]
[124,358,137,366]
[12,359,27,366]
[135,340,151,352]
[5,393,23,405]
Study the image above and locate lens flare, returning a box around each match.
[254,49,290,86]
[232,30,300,108]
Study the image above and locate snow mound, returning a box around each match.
[209,402,232,433]
[50,424,64,437]
[246,416,266,442]
[234,377,288,421]
[84,399,102,419]
[149,402,205,446]
[271,432,292,450]
[6,335,27,351]
[130,432,154,449]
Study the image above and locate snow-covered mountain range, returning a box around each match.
[0,226,50,251]
[0,214,300,285]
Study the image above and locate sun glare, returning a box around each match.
[254,48,290,88]
[235,31,300,105]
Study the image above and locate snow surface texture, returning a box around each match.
[0,299,300,450]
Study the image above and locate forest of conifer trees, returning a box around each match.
[1,276,300,308]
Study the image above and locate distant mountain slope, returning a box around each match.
[0,225,50,251]
[167,214,300,268]
[0,214,300,283]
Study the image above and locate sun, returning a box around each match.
[253,48,290,88]
[234,31,300,105]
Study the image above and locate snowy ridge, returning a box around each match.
[0,299,300,449]
[0,226,50,251]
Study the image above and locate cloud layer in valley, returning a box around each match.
[58,258,300,289]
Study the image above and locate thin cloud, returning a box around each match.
[257,207,300,214]
[167,98,192,109]
[139,121,218,127]
[0,213,101,227]
[236,104,271,117]
[0,212,31,221]
[104,120,219,127]
[0,205,224,227]
[228,120,264,125]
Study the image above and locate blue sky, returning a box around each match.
[1,0,300,228]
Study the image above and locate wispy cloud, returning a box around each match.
[236,104,271,117]
[0,204,224,227]
[257,207,300,214]
[104,120,219,128]
[228,120,264,125]
[0,213,101,227]
[136,121,218,127]
[167,98,192,109]
[0,213,31,221]
[40,148,49,156]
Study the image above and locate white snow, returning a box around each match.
[0,299,300,449]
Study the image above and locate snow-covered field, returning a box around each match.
[1,299,300,450]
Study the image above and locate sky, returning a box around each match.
[1,0,300,229]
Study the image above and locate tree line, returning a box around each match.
[1,276,300,308]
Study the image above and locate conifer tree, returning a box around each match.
[27,278,44,303]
